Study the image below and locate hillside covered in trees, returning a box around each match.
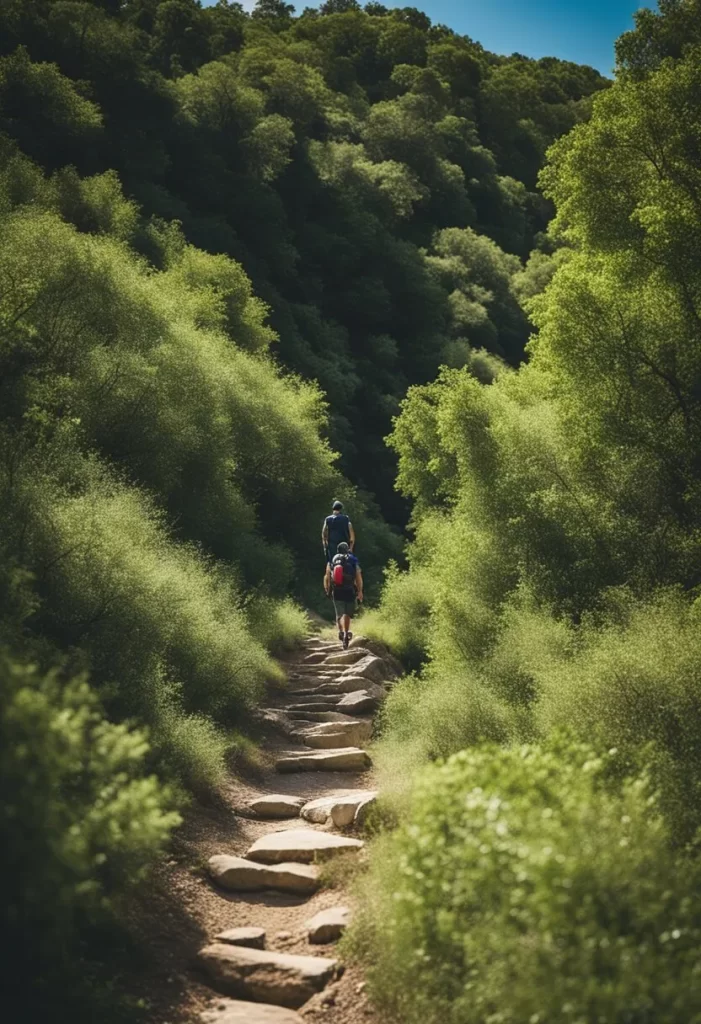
[0,0,607,518]
[8,0,701,1021]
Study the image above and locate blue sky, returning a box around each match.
[203,1,657,75]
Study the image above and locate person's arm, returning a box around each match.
[348,520,356,552]
[324,564,331,596]
[355,566,364,603]
[321,518,328,551]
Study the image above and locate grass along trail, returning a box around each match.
[134,628,400,1024]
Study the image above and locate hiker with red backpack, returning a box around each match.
[324,541,363,649]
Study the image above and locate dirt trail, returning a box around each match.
[132,628,395,1024]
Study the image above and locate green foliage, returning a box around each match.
[349,740,701,1024]
[0,651,180,1016]
[0,0,607,521]
[246,595,310,655]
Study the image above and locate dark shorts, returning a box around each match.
[333,591,356,619]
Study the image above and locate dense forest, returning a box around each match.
[5,0,701,1021]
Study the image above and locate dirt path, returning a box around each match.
[130,628,394,1024]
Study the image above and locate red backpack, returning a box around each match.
[332,553,354,588]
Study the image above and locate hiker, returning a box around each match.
[325,541,363,648]
[322,499,355,564]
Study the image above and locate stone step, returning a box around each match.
[315,677,388,696]
[283,694,341,706]
[306,906,351,944]
[285,710,363,724]
[208,855,320,895]
[202,999,304,1024]
[246,828,364,864]
[281,701,343,714]
[214,926,266,949]
[301,791,377,828]
[302,652,328,665]
[248,795,306,819]
[276,747,372,773]
[322,648,371,667]
[336,690,382,715]
[296,719,373,749]
[197,943,338,1009]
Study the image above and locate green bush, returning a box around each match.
[349,739,701,1024]
[0,652,180,1014]
[246,595,309,656]
[537,589,701,842]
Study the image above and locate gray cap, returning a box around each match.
[337,542,350,553]
[332,500,343,510]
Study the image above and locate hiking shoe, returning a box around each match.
[346,632,353,645]
[338,629,344,643]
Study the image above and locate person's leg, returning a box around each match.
[333,596,344,643]
[345,601,355,644]
[341,602,353,647]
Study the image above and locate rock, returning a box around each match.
[248,795,306,819]
[315,677,387,696]
[348,637,403,676]
[296,720,373,750]
[322,648,371,667]
[246,828,364,864]
[285,711,358,724]
[275,748,372,773]
[282,701,342,713]
[197,943,338,1009]
[303,652,328,665]
[340,655,388,684]
[336,690,380,715]
[301,791,377,828]
[201,999,304,1024]
[208,855,320,895]
[306,907,351,944]
[215,927,266,950]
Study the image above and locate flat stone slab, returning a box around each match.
[215,926,266,949]
[301,791,376,827]
[322,648,371,667]
[285,711,359,723]
[306,907,351,944]
[275,747,371,773]
[336,690,380,715]
[248,795,306,819]
[202,1000,304,1024]
[297,719,372,749]
[303,652,328,665]
[282,701,342,714]
[208,855,320,895]
[197,943,338,1009]
[315,677,386,695]
[246,828,364,864]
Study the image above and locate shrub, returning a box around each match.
[0,652,180,1014]
[348,739,701,1024]
[246,595,309,655]
[537,588,701,842]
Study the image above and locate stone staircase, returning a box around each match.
[196,633,399,1023]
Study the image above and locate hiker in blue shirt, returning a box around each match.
[324,542,363,648]
[321,500,356,564]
